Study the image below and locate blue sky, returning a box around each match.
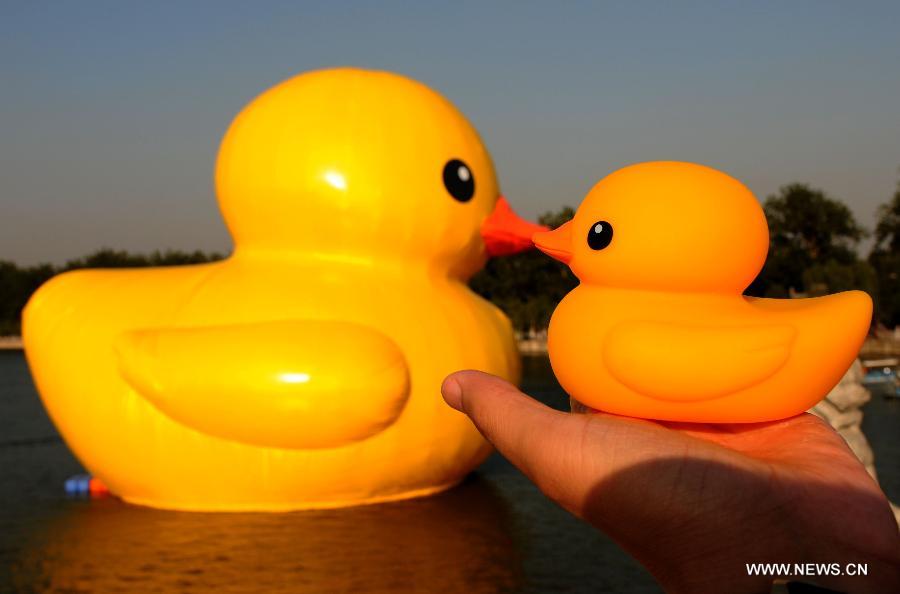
[2,1,899,264]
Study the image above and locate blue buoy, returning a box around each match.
[64,474,92,496]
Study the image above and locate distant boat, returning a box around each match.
[861,358,900,398]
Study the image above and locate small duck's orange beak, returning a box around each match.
[532,221,573,264]
[481,196,548,257]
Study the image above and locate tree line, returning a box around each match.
[1,179,898,336]
[0,250,224,335]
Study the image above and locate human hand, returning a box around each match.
[441,370,900,594]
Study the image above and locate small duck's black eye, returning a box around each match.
[587,220,613,250]
[443,159,475,202]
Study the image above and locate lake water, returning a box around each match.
[1,350,898,593]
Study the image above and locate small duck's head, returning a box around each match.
[533,161,769,293]
[215,68,542,276]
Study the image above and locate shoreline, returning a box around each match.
[516,333,548,355]
[0,336,23,350]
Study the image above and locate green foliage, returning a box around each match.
[873,185,900,253]
[765,183,865,261]
[0,249,225,335]
[747,183,870,300]
[0,261,56,335]
[63,248,225,269]
[802,260,877,298]
[869,181,900,326]
[470,207,577,332]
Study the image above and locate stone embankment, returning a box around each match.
[809,360,900,524]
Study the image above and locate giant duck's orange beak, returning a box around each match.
[532,221,573,264]
[481,196,548,257]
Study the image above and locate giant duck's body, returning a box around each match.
[24,68,542,510]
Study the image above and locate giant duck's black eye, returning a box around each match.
[443,159,475,202]
[587,220,613,250]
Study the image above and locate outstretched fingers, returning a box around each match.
[441,370,640,513]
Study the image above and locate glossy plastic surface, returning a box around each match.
[534,161,872,422]
[23,68,539,510]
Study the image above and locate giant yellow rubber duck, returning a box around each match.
[533,161,872,423]
[23,68,544,511]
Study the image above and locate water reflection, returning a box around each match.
[11,477,520,593]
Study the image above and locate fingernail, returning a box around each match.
[440,375,463,410]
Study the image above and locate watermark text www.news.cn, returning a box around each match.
[746,563,868,577]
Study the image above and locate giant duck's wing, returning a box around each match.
[115,320,409,449]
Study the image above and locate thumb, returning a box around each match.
[441,369,606,511]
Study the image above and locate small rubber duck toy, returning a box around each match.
[24,68,544,510]
[533,161,871,423]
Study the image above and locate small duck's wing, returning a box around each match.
[115,320,409,449]
[603,322,796,402]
